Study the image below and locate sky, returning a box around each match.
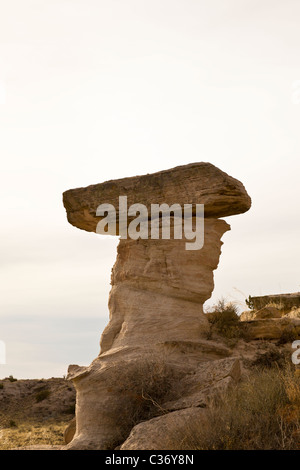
[0,0,299,379]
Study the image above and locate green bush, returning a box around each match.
[0,383,4,390]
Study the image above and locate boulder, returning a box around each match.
[64,418,76,444]
[120,407,209,450]
[162,357,240,411]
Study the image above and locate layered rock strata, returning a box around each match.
[250,293,300,314]
[62,162,251,450]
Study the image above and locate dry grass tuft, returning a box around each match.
[0,420,68,450]
[168,365,300,450]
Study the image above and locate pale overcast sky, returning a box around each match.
[0,0,299,378]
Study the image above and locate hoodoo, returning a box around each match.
[63,162,251,450]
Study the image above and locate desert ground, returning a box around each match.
[1,300,300,450]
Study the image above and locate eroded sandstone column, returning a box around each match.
[63,163,251,449]
[101,218,229,353]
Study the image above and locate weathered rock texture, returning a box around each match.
[252,306,282,320]
[120,407,209,450]
[64,417,76,444]
[101,218,229,354]
[62,163,251,450]
[63,162,251,233]
[251,293,300,314]
[240,318,300,341]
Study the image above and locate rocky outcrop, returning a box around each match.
[250,293,300,314]
[240,317,300,340]
[239,303,300,341]
[62,163,251,450]
[240,310,255,321]
[253,306,282,320]
[284,307,300,319]
[162,357,240,411]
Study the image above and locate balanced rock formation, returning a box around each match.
[63,162,251,233]
[62,162,251,450]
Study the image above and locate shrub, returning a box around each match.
[35,389,51,403]
[206,299,241,339]
[9,420,17,428]
[8,375,17,382]
[277,327,298,345]
[107,356,181,445]
[0,383,3,390]
[250,347,289,369]
[169,365,300,450]
[245,295,254,310]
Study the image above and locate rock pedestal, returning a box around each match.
[63,163,251,450]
